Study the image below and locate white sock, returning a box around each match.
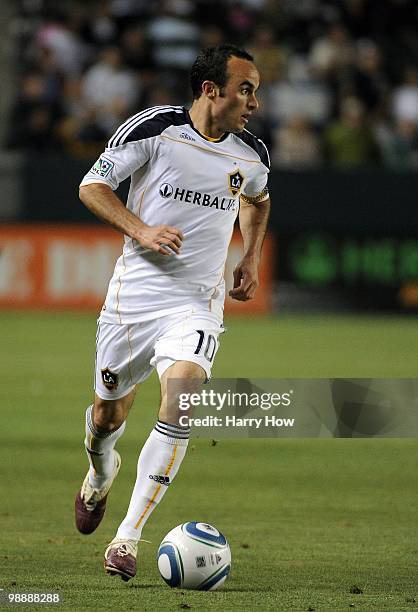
[84,405,126,489]
[116,420,190,541]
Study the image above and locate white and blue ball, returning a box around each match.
[157,522,231,590]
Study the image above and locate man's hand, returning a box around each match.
[232,196,270,301]
[79,184,184,256]
[136,224,184,256]
[229,255,259,301]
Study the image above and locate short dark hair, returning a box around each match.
[190,44,254,99]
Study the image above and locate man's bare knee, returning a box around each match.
[159,361,206,425]
[93,389,136,431]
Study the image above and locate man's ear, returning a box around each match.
[202,81,218,99]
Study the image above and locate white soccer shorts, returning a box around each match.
[94,308,224,400]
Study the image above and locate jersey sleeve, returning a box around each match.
[240,164,270,204]
[79,139,154,190]
[80,105,186,190]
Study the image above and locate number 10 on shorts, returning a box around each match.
[194,330,217,362]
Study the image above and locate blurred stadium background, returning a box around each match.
[0,0,418,313]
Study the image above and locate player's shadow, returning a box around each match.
[128,584,263,593]
[127,584,160,589]
[221,587,270,593]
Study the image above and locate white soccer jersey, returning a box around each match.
[80,105,270,323]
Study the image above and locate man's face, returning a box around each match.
[212,56,260,133]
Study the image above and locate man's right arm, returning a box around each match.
[79,183,183,256]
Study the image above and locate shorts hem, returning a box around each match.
[153,355,211,382]
[94,383,136,401]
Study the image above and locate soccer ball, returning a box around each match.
[157,522,231,590]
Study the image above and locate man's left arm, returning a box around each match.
[229,197,270,301]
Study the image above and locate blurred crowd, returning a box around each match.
[5,0,418,170]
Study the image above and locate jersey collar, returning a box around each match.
[184,108,230,143]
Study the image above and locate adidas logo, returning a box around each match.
[210,553,223,565]
[149,474,170,486]
[179,132,195,142]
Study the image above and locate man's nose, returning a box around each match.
[248,93,259,110]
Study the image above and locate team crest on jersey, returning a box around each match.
[91,156,114,178]
[101,368,119,391]
[228,169,244,196]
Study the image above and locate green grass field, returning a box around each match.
[0,312,416,611]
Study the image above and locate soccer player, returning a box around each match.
[75,44,270,581]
